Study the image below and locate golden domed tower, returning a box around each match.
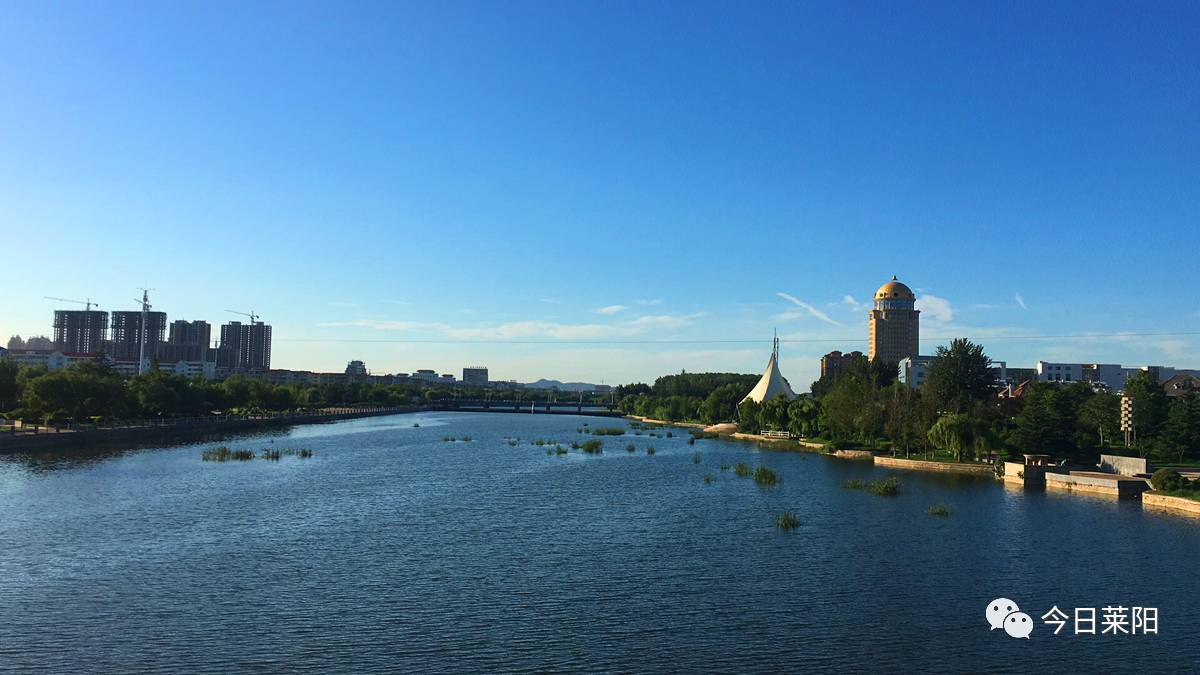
[868,276,919,363]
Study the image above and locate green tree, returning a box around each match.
[923,338,994,413]
[787,396,821,437]
[1160,392,1200,464]
[0,360,18,412]
[759,394,792,431]
[701,383,746,423]
[737,399,762,434]
[1123,370,1168,451]
[927,413,972,461]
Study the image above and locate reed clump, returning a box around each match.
[927,504,952,516]
[591,427,625,436]
[580,439,603,454]
[868,476,901,497]
[753,466,779,486]
[775,511,800,532]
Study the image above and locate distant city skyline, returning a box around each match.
[1,3,1197,386]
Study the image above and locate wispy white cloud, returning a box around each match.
[916,294,954,323]
[635,298,664,306]
[594,304,628,315]
[319,312,708,341]
[776,292,844,326]
[1153,339,1190,360]
[318,319,448,331]
[840,294,870,312]
[538,298,562,305]
[1015,292,1028,310]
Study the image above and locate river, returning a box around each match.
[0,412,1196,672]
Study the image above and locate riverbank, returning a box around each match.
[0,406,418,454]
[624,415,706,428]
[1142,492,1200,517]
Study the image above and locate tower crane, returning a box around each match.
[133,289,154,375]
[44,296,101,312]
[224,309,260,325]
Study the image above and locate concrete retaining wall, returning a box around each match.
[1099,454,1149,476]
[1002,462,1048,488]
[872,456,994,475]
[834,450,875,460]
[1142,492,1200,517]
[1045,472,1150,499]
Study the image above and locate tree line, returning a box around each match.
[0,359,615,424]
[615,339,1199,464]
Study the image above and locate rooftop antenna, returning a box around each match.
[773,328,780,360]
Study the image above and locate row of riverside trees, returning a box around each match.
[615,339,1200,464]
[0,358,617,425]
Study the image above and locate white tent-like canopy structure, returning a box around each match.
[740,336,798,404]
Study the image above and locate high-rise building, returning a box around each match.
[110,310,167,361]
[463,366,489,386]
[346,360,368,377]
[53,310,108,354]
[218,321,272,371]
[868,276,919,363]
[167,320,212,362]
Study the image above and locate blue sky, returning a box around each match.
[1,1,1196,386]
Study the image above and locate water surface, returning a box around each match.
[1,413,1196,673]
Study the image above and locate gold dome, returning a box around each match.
[874,275,915,301]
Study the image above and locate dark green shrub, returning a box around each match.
[1150,468,1185,492]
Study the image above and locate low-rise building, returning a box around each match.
[6,349,100,371]
[898,355,935,389]
[463,366,488,386]
[820,350,864,378]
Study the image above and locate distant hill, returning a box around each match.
[523,379,605,392]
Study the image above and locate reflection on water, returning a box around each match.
[0,412,1197,672]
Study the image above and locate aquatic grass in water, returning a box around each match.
[703,474,715,485]
[753,466,779,486]
[262,449,282,461]
[201,446,255,462]
[581,440,603,454]
[868,477,901,497]
[927,504,952,517]
[733,463,751,478]
[591,427,625,436]
[842,479,867,490]
[555,445,567,455]
[625,443,636,453]
[692,453,701,464]
[775,511,800,532]
[646,446,656,455]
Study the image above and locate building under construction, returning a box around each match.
[218,321,272,372]
[166,320,212,362]
[109,310,167,361]
[53,310,108,354]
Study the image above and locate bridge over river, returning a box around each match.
[427,399,624,417]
